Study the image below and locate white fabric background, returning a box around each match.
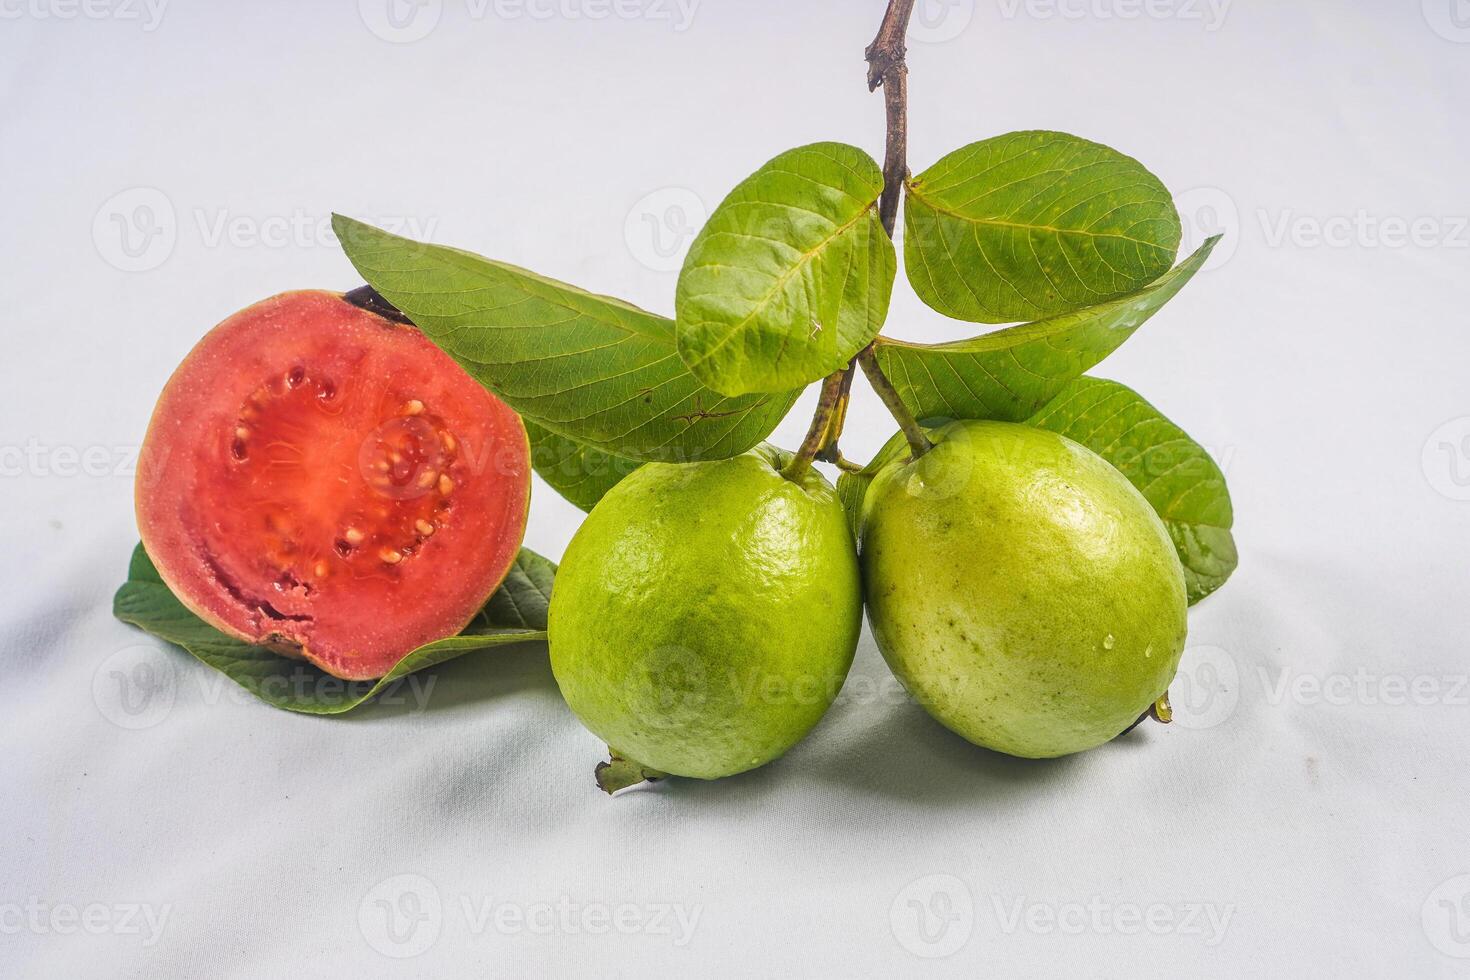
[3,1,1468,975]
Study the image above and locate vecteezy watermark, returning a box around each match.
[92,644,179,731]
[888,875,1234,957]
[93,188,176,273]
[990,896,1234,946]
[0,0,168,31]
[1258,210,1470,251]
[0,440,140,480]
[1259,667,1469,709]
[1168,644,1240,731]
[357,874,702,957]
[359,0,443,43]
[996,0,1232,31]
[360,875,443,958]
[93,642,441,729]
[1167,187,1470,271]
[1422,0,1470,43]
[1175,186,1240,272]
[0,899,171,947]
[359,0,699,42]
[624,187,706,273]
[890,874,975,958]
[908,0,975,44]
[92,188,439,273]
[1422,417,1470,501]
[1423,874,1470,958]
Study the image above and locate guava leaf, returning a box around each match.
[526,419,640,512]
[112,542,553,714]
[674,142,896,396]
[904,131,1181,323]
[873,236,1217,423]
[333,215,799,462]
[1027,377,1236,603]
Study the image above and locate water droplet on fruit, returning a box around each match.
[1103,634,1115,651]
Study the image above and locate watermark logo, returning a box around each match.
[1175,186,1240,271]
[624,187,706,272]
[1422,417,1470,501]
[360,0,443,43]
[359,874,443,958]
[93,187,176,273]
[1423,874,1470,958]
[890,874,974,958]
[909,0,974,44]
[92,644,178,730]
[1423,0,1470,43]
[1168,644,1239,730]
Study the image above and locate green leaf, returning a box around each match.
[874,236,1217,423]
[835,428,918,537]
[112,543,553,714]
[1028,377,1236,603]
[904,131,1181,323]
[675,142,896,396]
[333,215,798,462]
[526,419,640,511]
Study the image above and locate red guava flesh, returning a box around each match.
[135,290,531,680]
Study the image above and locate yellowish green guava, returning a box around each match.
[548,445,861,782]
[860,421,1187,758]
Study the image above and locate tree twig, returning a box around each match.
[857,0,932,459]
[866,0,916,236]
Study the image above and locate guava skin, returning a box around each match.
[548,446,861,780]
[860,421,1188,759]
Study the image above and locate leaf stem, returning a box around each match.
[782,368,850,481]
[858,346,931,458]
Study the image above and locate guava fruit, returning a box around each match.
[135,289,531,680]
[547,446,861,783]
[859,420,1187,758]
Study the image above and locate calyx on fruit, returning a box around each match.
[135,289,531,680]
[859,420,1189,759]
[547,445,861,786]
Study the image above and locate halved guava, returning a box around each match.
[135,289,531,680]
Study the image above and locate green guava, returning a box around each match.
[860,420,1188,758]
[547,445,862,783]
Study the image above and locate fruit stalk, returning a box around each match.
[783,367,851,480]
